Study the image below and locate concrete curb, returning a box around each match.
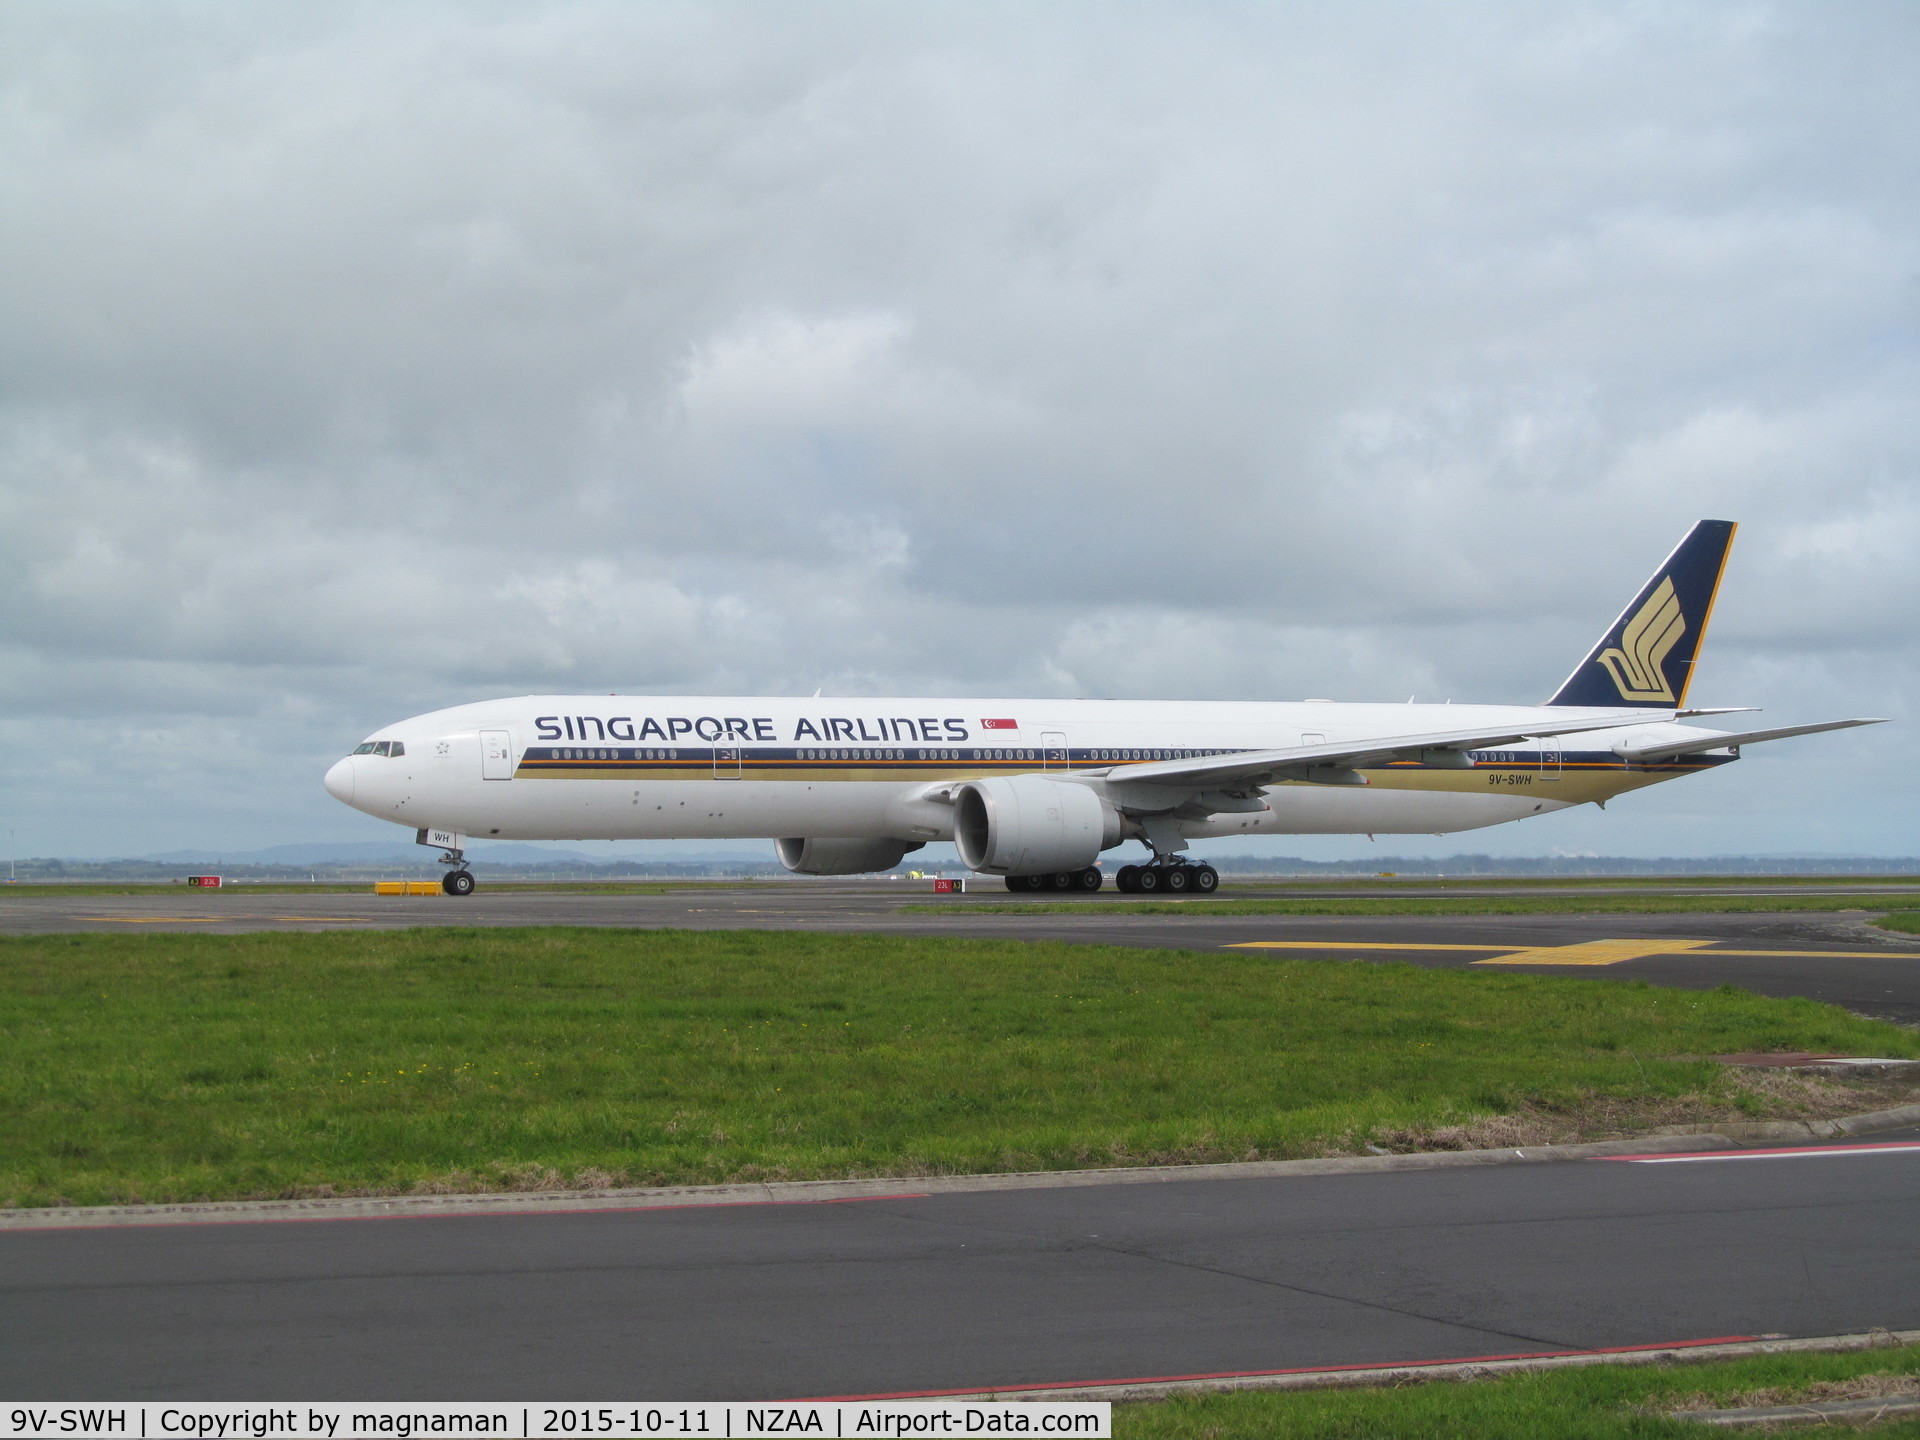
[0,1133,1742,1230]
[2,1103,1915,1231]
[925,1330,1920,1404]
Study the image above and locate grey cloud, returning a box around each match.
[1,0,1914,855]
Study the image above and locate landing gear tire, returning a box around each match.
[1133,867,1162,893]
[1048,870,1075,891]
[1076,867,1103,892]
[442,870,475,897]
[1192,864,1219,894]
[1115,865,1137,893]
[1163,866,1191,893]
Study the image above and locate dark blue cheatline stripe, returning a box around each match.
[513,745,1721,774]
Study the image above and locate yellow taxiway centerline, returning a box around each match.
[1227,939,1915,966]
[87,915,374,924]
[87,916,228,923]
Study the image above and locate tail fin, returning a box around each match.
[1546,520,1737,709]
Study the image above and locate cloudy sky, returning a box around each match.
[3,1,1915,861]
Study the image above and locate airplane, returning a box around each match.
[323,520,1884,896]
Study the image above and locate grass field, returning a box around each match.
[917,894,1920,917]
[0,881,760,896]
[1879,912,1920,936]
[4,927,1916,1208]
[1115,1344,1920,1438]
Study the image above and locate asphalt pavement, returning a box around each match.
[5,881,1919,1021]
[5,882,1918,1399]
[4,1142,1917,1399]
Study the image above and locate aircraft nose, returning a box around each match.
[324,757,356,805]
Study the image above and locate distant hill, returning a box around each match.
[7,847,1913,882]
[140,841,634,866]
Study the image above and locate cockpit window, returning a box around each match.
[352,743,377,755]
[388,741,404,757]
[351,741,402,757]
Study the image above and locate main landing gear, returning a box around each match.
[1004,868,1104,893]
[1114,860,1219,895]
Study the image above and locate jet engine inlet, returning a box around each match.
[775,836,924,876]
[953,775,1122,876]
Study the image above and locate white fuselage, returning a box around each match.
[322,694,1728,849]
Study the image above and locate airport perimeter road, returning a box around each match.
[5,884,1920,1021]
[5,1142,1918,1400]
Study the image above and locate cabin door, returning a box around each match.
[480,730,514,780]
[1538,737,1562,781]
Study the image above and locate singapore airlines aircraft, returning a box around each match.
[324,521,1882,895]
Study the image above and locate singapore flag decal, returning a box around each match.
[981,718,1019,730]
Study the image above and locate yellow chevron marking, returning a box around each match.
[1227,938,1710,964]
[1470,938,1717,965]
[1228,939,1912,965]
[1597,575,1684,702]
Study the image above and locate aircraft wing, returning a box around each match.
[1090,712,1663,792]
[1616,717,1887,764]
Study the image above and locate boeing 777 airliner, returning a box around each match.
[323,521,1883,894]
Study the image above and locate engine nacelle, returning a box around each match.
[775,836,925,876]
[953,775,1122,876]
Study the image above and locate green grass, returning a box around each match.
[1877,912,1920,936]
[0,881,767,896]
[915,894,1920,917]
[5,928,1916,1208]
[1115,1344,1920,1438]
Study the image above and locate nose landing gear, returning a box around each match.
[416,828,476,896]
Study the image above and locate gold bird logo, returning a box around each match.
[1597,576,1684,703]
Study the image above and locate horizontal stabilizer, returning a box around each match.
[1617,717,1887,764]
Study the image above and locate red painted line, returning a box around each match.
[1599,1142,1920,1163]
[3,1193,931,1233]
[801,1335,1760,1400]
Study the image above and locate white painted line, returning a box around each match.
[1606,1141,1920,1164]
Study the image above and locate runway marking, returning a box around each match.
[1229,941,1520,953]
[87,916,228,924]
[1227,938,1915,966]
[805,1334,1761,1399]
[1471,938,1718,966]
[84,914,373,924]
[1600,1141,1920,1163]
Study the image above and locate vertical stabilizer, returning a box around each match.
[1546,520,1737,709]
